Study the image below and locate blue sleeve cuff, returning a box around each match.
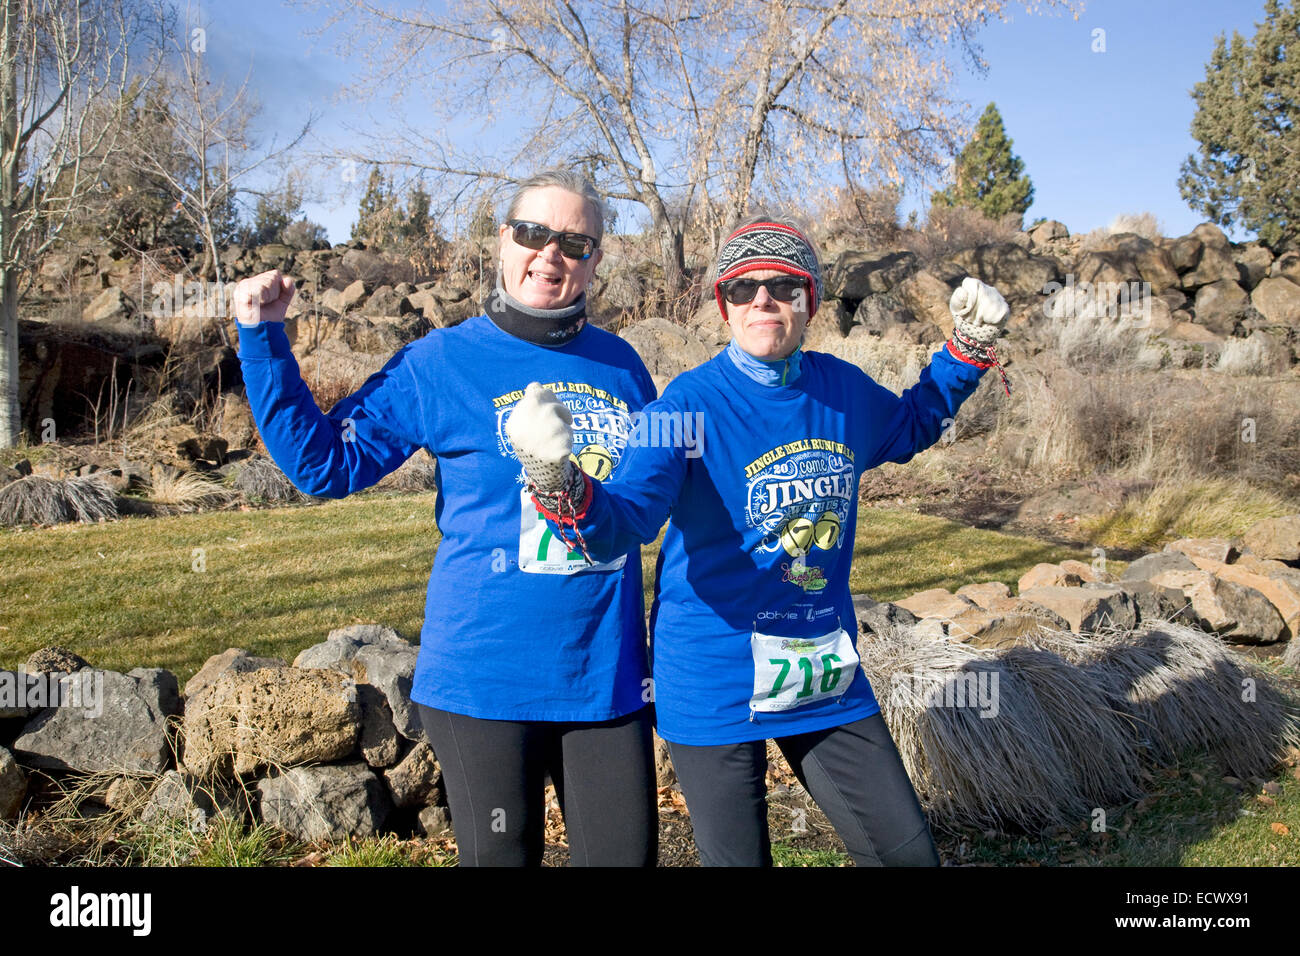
[235,321,293,360]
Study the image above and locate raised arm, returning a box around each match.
[506,383,686,562]
[234,271,429,498]
[862,277,1010,468]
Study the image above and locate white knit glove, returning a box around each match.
[949,277,1010,347]
[505,383,588,512]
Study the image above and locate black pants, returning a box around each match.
[416,703,657,867]
[667,714,940,867]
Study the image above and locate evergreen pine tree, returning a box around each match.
[1178,0,1300,248]
[931,102,1034,223]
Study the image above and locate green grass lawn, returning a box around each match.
[0,492,1108,682]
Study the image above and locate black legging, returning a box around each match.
[416,702,657,867]
[667,713,940,867]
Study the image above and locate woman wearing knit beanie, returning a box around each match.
[509,213,1010,866]
[233,169,658,867]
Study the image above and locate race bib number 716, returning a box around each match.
[749,627,858,713]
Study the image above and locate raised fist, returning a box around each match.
[505,382,575,494]
[949,277,1009,346]
[234,270,295,327]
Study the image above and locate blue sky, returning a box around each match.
[192,0,1276,243]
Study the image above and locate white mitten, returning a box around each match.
[505,382,589,515]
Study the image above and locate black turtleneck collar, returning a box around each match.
[484,278,588,347]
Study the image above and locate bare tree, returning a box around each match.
[0,0,156,448]
[308,0,1071,298]
[127,18,314,288]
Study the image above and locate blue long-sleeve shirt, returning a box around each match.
[236,314,657,721]
[564,344,985,744]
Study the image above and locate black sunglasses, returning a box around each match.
[506,219,598,260]
[718,275,807,305]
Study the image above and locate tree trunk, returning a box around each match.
[0,265,17,447]
[644,189,686,302]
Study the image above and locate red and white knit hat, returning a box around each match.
[712,221,824,319]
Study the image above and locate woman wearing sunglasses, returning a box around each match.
[233,169,657,866]
[508,215,1009,866]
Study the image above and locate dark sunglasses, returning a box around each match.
[718,275,807,305]
[506,219,598,260]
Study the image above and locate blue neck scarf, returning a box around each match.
[726,339,802,386]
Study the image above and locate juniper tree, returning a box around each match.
[931,102,1034,223]
[1178,0,1300,249]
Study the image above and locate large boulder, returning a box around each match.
[1121,550,1199,582]
[826,249,918,301]
[293,623,410,672]
[619,317,711,393]
[1250,277,1300,326]
[894,588,976,621]
[1243,515,1300,563]
[82,286,136,325]
[12,668,180,774]
[1016,585,1137,633]
[1193,280,1250,334]
[1235,243,1274,289]
[257,762,391,842]
[895,270,956,335]
[1029,220,1069,244]
[948,243,1061,298]
[1182,241,1240,289]
[182,668,360,777]
[184,648,287,701]
[1149,570,1286,644]
[1183,555,1300,640]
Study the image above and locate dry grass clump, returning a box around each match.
[1077,212,1165,249]
[146,470,238,509]
[862,619,1300,832]
[866,626,1084,831]
[0,474,117,527]
[1040,313,1151,368]
[231,456,313,503]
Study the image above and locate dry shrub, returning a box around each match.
[376,449,440,492]
[814,184,902,248]
[904,205,1021,264]
[0,474,117,527]
[232,456,313,503]
[1215,336,1281,376]
[1041,313,1150,369]
[309,377,361,414]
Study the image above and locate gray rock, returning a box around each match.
[184,648,287,701]
[182,668,360,777]
[82,286,135,323]
[383,740,441,808]
[140,770,224,830]
[417,804,453,838]
[0,670,45,719]
[1114,579,1196,625]
[1169,235,1204,273]
[1183,243,1241,289]
[1235,243,1274,289]
[1120,550,1199,582]
[619,317,711,394]
[293,624,408,673]
[258,762,391,842]
[1030,220,1069,244]
[851,593,919,635]
[358,683,401,768]
[12,669,181,774]
[25,647,89,673]
[0,746,26,820]
[352,642,421,741]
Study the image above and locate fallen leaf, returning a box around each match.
[1256,794,1275,807]
[1270,822,1289,836]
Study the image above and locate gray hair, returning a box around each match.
[504,168,609,245]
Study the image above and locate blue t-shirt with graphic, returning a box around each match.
[570,345,985,744]
[236,314,657,721]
